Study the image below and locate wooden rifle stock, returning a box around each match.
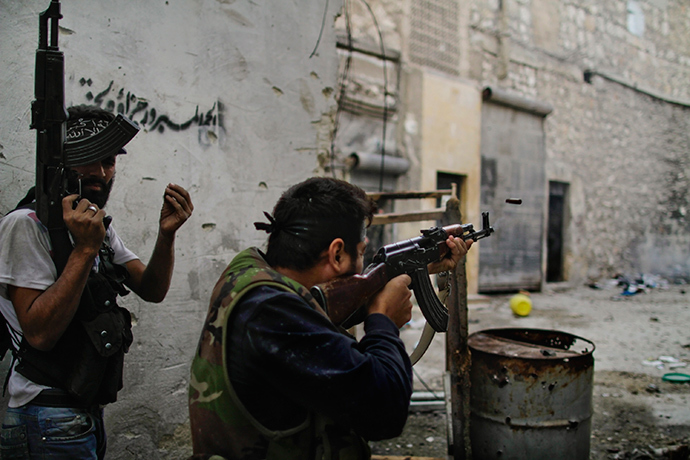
[316,263,391,327]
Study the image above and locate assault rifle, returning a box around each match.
[31,0,138,236]
[31,0,69,230]
[311,212,494,333]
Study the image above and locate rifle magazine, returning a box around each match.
[410,268,448,333]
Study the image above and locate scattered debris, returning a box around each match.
[643,360,664,369]
[608,444,690,460]
[642,356,688,371]
[645,383,661,393]
[650,444,689,458]
[588,273,686,299]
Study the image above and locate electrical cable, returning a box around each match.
[359,0,389,192]
[330,0,354,177]
[309,0,330,58]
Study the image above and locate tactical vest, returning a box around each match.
[12,218,134,406]
[188,248,370,460]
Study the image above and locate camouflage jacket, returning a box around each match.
[188,247,370,460]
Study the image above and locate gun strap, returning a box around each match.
[409,323,436,366]
[48,227,73,276]
[15,187,37,209]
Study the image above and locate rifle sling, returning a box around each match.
[48,226,72,277]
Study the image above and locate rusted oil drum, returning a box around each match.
[468,328,595,460]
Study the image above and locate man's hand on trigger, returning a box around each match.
[62,194,106,255]
[367,274,413,329]
[159,183,194,238]
[427,235,472,275]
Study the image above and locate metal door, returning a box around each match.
[478,90,551,292]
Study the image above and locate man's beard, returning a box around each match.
[67,174,114,209]
[338,254,360,278]
[348,257,359,275]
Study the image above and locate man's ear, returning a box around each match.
[327,238,347,274]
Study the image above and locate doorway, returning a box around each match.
[547,181,568,282]
[436,172,464,209]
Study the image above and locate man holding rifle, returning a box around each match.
[188,177,471,460]
[0,105,194,459]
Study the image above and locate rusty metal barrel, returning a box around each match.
[468,328,595,460]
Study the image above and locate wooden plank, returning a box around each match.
[446,259,471,460]
[367,189,452,201]
[371,209,445,226]
[442,197,472,460]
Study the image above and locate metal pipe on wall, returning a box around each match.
[482,87,554,117]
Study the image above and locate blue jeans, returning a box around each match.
[0,404,106,459]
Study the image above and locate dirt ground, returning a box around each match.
[0,280,687,459]
[370,281,690,459]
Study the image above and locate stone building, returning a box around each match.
[332,0,690,293]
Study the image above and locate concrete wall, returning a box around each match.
[341,0,690,287]
[0,0,342,458]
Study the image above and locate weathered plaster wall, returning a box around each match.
[0,0,341,458]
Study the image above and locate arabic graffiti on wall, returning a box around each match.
[79,78,225,146]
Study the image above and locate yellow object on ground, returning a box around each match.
[510,292,532,316]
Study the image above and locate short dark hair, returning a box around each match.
[264,177,375,271]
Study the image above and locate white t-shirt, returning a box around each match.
[0,208,138,407]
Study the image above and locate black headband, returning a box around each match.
[254,212,320,238]
[64,114,139,167]
[66,118,111,142]
[254,211,366,241]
